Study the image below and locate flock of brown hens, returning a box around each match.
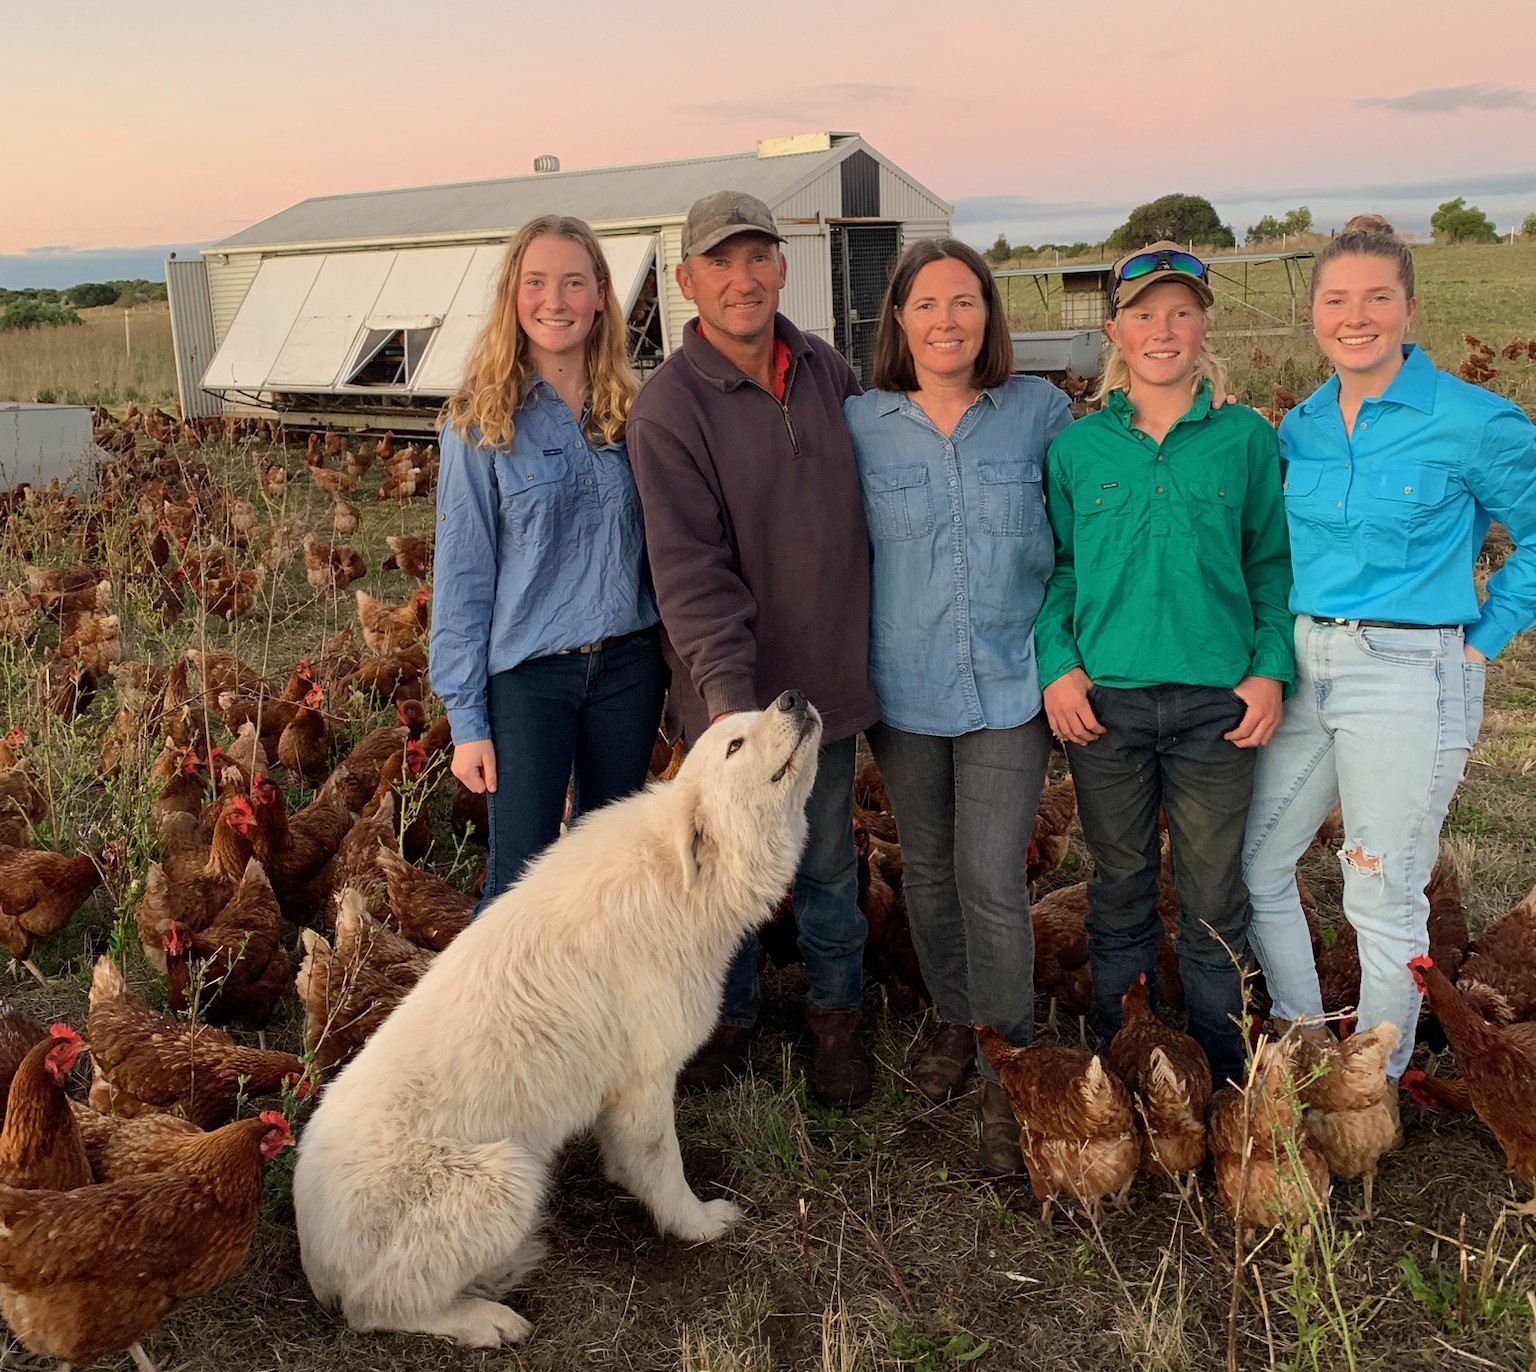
[0,408,1530,1366]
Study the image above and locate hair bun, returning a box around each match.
[1344,213,1396,236]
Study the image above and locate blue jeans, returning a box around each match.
[719,734,865,1024]
[1244,619,1484,1079]
[479,630,667,910]
[867,716,1051,1081]
[1066,684,1256,1084]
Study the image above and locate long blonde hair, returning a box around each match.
[1092,288,1228,406]
[441,215,637,449]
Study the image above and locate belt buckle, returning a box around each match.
[576,638,604,654]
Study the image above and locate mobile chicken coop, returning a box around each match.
[168,133,951,432]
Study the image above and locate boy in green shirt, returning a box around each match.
[1037,243,1294,1084]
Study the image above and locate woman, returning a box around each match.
[1243,215,1536,1082]
[845,238,1069,1174]
[430,215,665,908]
[1037,242,1294,1088]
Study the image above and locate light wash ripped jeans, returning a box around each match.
[1243,617,1486,1079]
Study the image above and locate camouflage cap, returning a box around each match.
[681,190,786,259]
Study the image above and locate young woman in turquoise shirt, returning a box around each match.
[1243,214,1536,1083]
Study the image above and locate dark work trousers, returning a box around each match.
[867,715,1052,1081]
[477,630,667,913]
[1065,683,1256,1083]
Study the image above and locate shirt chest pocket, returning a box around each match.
[1280,462,1342,536]
[498,452,570,549]
[1078,481,1134,568]
[866,463,934,542]
[977,459,1044,538]
[1181,482,1242,539]
[1362,464,1452,569]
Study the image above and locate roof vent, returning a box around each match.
[533,155,560,174]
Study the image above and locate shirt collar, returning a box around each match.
[1105,379,1212,430]
[682,313,812,392]
[875,383,1007,419]
[1299,344,1437,416]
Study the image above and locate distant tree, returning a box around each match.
[1430,197,1499,244]
[0,299,82,331]
[1522,212,1536,238]
[1281,207,1313,236]
[985,234,1014,266]
[1107,194,1236,251]
[1246,215,1283,246]
[65,282,119,308]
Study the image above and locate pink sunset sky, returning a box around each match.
[3,0,1533,282]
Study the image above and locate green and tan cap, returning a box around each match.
[682,191,786,259]
[1110,239,1215,311]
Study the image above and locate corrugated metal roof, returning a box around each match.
[214,145,846,252]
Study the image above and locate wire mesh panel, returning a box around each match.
[831,224,899,388]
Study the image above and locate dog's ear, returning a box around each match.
[671,783,706,892]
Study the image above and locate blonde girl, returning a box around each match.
[431,215,665,906]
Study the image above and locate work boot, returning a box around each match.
[978,1080,1024,1177]
[806,1007,872,1109]
[911,1023,976,1104]
[677,1025,752,1093]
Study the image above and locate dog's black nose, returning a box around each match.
[777,690,806,713]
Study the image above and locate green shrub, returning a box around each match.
[0,299,81,331]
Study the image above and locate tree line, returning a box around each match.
[983,195,1535,265]
[0,280,168,332]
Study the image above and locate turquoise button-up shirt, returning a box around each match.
[845,375,1071,736]
[1279,345,1536,657]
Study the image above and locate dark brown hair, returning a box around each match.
[1311,213,1417,302]
[873,238,1013,392]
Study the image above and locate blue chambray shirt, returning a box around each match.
[845,375,1072,736]
[1280,345,1536,658]
[429,379,659,743]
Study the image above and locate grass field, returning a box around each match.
[0,302,176,409]
[0,242,1533,1372]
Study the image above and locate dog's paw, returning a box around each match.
[670,1197,743,1242]
[453,1299,533,1347]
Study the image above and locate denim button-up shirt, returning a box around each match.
[429,380,659,743]
[845,375,1071,736]
[1280,345,1536,657]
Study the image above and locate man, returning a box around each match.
[626,190,879,1109]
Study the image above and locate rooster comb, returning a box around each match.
[50,1023,81,1043]
[259,1110,292,1133]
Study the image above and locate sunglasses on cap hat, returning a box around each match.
[1117,248,1208,284]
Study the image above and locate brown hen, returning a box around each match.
[0,1027,92,1191]
[1299,1022,1401,1219]
[87,956,307,1129]
[0,844,108,984]
[1411,955,1536,1208]
[977,1026,1140,1224]
[1107,973,1212,1189]
[0,1112,292,1372]
[296,889,433,1072]
[1208,1038,1330,1238]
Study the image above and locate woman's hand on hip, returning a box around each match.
[1043,669,1105,746]
[1465,644,1489,664]
[1225,676,1284,748]
[452,739,498,793]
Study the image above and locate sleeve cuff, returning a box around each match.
[446,706,491,745]
[702,675,758,720]
[1036,657,1082,692]
[1466,620,1511,660]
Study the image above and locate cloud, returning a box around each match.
[677,84,916,122]
[1357,83,1535,113]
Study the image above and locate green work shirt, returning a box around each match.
[1036,383,1296,692]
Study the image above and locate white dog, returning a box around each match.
[292,692,822,1347]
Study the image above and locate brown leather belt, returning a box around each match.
[556,625,658,656]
